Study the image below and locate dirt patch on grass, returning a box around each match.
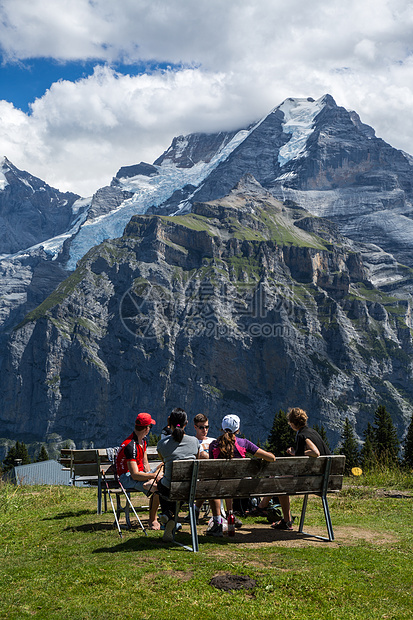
[210,573,257,592]
[190,520,398,548]
[123,505,399,550]
[342,485,413,499]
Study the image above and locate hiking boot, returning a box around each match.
[162,519,175,542]
[234,517,243,529]
[271,519,293,531]
[206,522,223,537]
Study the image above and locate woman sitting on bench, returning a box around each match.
[156,407,199,542]
[207,414,276,537]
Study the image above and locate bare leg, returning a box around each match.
[224,498,233,513]
[210,499,221,517]
[148,493,160,530]
[278,495,292,523]
[258,496,271,510]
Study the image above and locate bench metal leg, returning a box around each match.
[97,479,102,515]
[187,502,199,553]
[116,492,131,529]
[298,493,334,542]
[322,496,334,541]
[171,461,200,552]
[298,494,308,534]
[298,456,335,542]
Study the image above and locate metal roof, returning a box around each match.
[11,459,71,486]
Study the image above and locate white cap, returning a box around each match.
[221,414,240,433]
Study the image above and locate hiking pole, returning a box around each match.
[146,462,164,496]
[101,469,123,538]
[116,476,148,536]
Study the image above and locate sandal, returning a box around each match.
[271,519,293,531]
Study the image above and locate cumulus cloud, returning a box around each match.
[1,0,413,195]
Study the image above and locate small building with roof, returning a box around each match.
[9,460,71,486]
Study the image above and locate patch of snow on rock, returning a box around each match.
[278,97,324,167]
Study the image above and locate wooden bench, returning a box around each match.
[166,455,346,552]
[59,448,150,529]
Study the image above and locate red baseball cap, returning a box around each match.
[135,412,156,426]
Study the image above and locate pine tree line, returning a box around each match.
[339,405,412,471]
[1,443,49,474]
[265,406,413,471]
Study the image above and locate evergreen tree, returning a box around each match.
[2,444,17,473]
[373,405,400,465]
[2,441,31,472]
[36,446,49,462]
[360,422,376,470]
[312,423,330,451]
[340,417,360,472]
[147,433,161,446]
[267,410,296,457]
[402,415,413,468]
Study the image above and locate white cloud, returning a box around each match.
[1,0,413,195]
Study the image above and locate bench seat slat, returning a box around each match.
[170,456,346,481]
[169,474,343,500]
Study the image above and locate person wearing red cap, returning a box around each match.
[116,412,162,530]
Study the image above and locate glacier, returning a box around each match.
[278,96,324,167]
[65,127,253,270]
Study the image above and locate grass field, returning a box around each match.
[0,471,412,620]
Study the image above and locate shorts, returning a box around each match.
[119,472,152,495]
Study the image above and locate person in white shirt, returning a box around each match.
[194,413,215,458]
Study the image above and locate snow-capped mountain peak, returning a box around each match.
[277,96,325,166]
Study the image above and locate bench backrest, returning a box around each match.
[169,455,345,501]
[60,449,115,482]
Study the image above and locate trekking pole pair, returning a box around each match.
[116,475,147,536]
[101,468,123,538]
[102,463,164,537]
[119,463,164,533]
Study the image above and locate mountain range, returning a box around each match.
[1,94,413,456]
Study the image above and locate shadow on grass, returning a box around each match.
[92,535,172,553]
[63,521,123,533]
[43,509,93,520]
[90,524,330,554]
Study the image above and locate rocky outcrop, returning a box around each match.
[1,181,412,452]
[86,185,134,220]
[0,157,80,255]
[153,131,241,168]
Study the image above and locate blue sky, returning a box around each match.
[1,59,172,113]
[1,60,94,113]
[1,0,413,197]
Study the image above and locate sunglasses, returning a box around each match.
[197,425,209,430]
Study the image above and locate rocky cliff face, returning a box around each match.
[2,94,413,456]
[1,177,412,451]
[0,157,80,255]
[153,95,413,270]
